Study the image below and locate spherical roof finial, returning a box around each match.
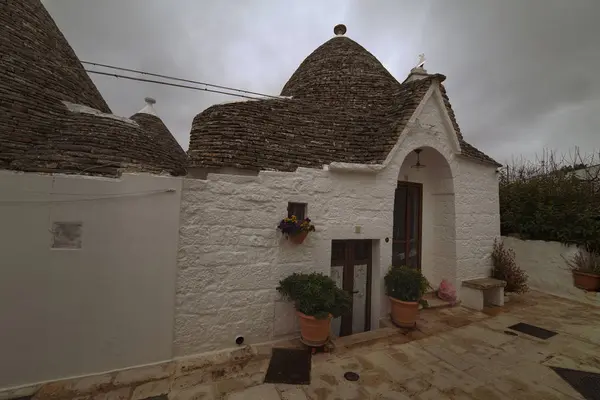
[334,24,347,36]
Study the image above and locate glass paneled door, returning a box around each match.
[330,240,372,337]
[392,182,422,269]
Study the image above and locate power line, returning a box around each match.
[82,61,281,100]
[85,70,263,100]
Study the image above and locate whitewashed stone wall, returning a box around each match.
[454,161,500,285]
[175,170,392,356]
[0,85,502,390]
[175,86,501,356]
[502,237,600,306]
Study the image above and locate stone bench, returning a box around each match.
[461,278,506,311]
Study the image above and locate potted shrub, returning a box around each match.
[277,215,315,244]
[384,266,429,328]
[277,272,351,345]
[565,248,600,291]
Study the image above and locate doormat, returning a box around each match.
[264,348,311,385]
[551,367,600,400]
[507,322,557,340]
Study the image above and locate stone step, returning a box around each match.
[423,292,460,309]
[332,327,399,350]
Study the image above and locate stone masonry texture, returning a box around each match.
[0,1,186,176]
[175,86,501,357]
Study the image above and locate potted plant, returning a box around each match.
[565,248,600,291]
[277,215,315,244]
[277,272,351,345]
[384,266,429,328]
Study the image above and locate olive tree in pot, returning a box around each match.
[384,266,429,328]
[277,272,352,346]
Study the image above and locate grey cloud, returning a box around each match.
[45,0,600,162]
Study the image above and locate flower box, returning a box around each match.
[277,215,315,244]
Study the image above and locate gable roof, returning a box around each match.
[436,85,500,166]
[0,0,186,176]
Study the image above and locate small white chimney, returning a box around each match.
[404,54,429,82]
[137,97,158,116]
[404,66,429,82]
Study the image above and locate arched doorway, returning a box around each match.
[393,146,457,288]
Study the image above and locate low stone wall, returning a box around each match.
[502,236,600,305]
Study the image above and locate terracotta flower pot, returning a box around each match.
[289,231,308,244]
[296,311,331,346]
[389,297,419,328]
[572,270,600,291]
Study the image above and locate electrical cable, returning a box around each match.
[82,60,282,99]
[85,70,264,100]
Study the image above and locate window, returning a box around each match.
[287,202,307,220]
[331,240,345,266]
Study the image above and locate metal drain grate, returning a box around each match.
[507,322,557,340]
[264,348,311,385]
[551,367,600,400]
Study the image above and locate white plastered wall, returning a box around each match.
[502,237,600,306]
[0,172,182,389]
[175,84,501,356]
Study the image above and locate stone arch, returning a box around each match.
[393,145,457,290]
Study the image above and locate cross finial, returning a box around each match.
[416,53,426,69]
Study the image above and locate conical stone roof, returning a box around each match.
[0,0,186,176]
[0,1,111,112]
[130,99,187,173]
[281,36,401,108]
[187,27,499,171]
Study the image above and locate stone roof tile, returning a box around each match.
[0,0,187,176]
[189,35,500,170]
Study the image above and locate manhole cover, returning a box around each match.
[344,372,360,381]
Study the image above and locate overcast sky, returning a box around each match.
[44,0,600,165]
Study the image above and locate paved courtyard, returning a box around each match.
[31,291,598,399]
[208,291,600,400]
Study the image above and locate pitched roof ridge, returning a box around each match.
[436,82,500,166]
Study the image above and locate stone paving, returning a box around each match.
[22,291,600,399]
[212,291,600,400]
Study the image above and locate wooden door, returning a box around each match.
[393,182,423,269]
[330,240,372,337]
